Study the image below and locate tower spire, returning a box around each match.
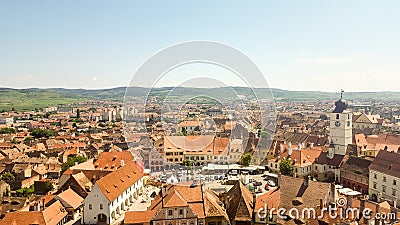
[340,89,344,100]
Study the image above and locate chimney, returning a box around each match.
[360,198,366,221]
[304,176,310,186]
[375,202,381,224]
[346,195,353,207]
[120,159,125,167]
[378,193,382,203]
[252,192,257,223]
[161,185,167,208]
[310,143,314,148]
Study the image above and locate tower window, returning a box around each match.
[336,114,339,120]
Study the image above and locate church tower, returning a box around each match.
[328,90,352,159]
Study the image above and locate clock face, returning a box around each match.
[335,121,341,127]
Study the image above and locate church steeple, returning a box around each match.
[333,89,348,113]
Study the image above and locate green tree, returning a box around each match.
[61,155,87,173]
[16,185,34,197]
[0,128,16,134]
[31,128,55,139]
[1,172,15,182]
[181,160,193,168]
[181,127,187,136]
[279,158,294,176]
[240,153,252,167]
[259,130,271,139]
[44,180,54,193]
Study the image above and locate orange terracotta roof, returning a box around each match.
[94,151,134,171]
[149,184,205,218]
[179,121,200,127]
[124,210,156,224]
[255,188,280,214]
[0,200,67,225]
[164,135,214,152]
[96,161,143,201]
[56,188,84,209]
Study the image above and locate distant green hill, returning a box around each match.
[0,87,399,111]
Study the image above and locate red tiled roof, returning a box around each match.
[94,151,134,171]
[96,161,143,201]
[0,200,67,225]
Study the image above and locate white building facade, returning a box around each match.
[83,161,144,224]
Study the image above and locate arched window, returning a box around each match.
[336,114,339,120]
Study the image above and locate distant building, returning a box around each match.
[353,112,383,130]
[355,133,400,157]
[0,117,13,125]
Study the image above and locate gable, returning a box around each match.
[355,114,372,123]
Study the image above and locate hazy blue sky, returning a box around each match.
[1,1,399,91]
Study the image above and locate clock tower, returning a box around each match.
[328,90,352,159]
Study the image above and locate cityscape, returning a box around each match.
[1,1,400,225]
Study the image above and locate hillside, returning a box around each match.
[0,87,399,111]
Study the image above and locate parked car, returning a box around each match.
[267,180,276,187]
[253,181,262,186]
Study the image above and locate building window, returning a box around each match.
[336,114,339,120]
[373,182,377,189]
[89,204,92,210]
[382,185,386,193]
[168,210,173,216]
[374,173,377,179]
[100,204,103,209]
[179,209,183,215]
[394,180,397,185]
[393,189,397,196]
[383,176,386,182]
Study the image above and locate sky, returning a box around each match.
[0,1,400,91]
